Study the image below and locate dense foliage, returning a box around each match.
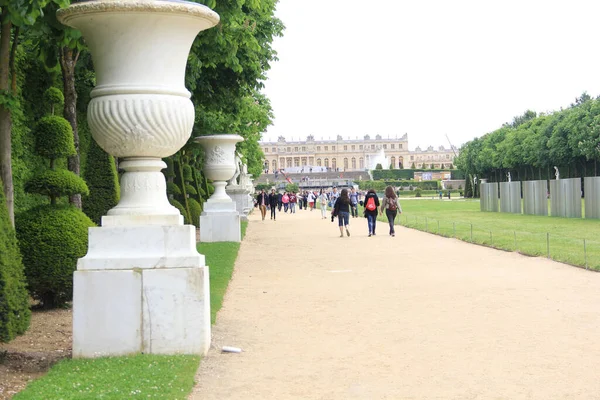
[0,181,30,343]
[82,140,119,225]
[16,204,93,308]
[455,94,600,182]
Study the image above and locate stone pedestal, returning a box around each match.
[523,180,548,216]
[480,182,499,212]
[550,178,582,218]
[226,186,252,221]
[73,225,210,357]
[200,201,241,242]
[499,181,522,213]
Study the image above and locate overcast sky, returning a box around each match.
[261,0,600,150]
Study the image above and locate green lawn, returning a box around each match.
[387,199,600,271]
[14,221,248,399]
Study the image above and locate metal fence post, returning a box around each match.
[546,232,550,258]
[584,239,588,269]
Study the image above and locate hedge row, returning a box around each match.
[372,169,465,180]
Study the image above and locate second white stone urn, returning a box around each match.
[195,134,244,202]
[195,134,244,242]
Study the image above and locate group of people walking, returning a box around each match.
[256,185,402,237]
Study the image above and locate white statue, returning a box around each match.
[554,166,560,180]
[473,175,477,185]
[507,172,511,183]
[228,152,242,186]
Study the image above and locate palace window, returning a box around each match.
[317,146,321,151]
[410,156,414,161]
[391,144,395,149]
[287,147,291,152]
[383,144,387,149]
[265,148,269,153]
[344,145,347,151]
[351,157,356,169]
[359,145,363,150]
[371,144,375,150]
[272,160,277,171]
[294,147,299,152]
[390,156,396,167]
[272,147,276,152]
[359,157,364,169]
[399,144,403,149]
[302,146,306,151]
[332,159,337,169]
[324,158,329,168]
[332,146,336,151]
[446,154,450,159]
[317,158,322,166]
[343,158,348,169]
[325,146,328,151]
[294,158,300,167]
[287,159,292,167]
[352,145,355,150]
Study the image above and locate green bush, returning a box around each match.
[188,198,202,228]
[183,165,192,182]
[25,169,89,203]
[375,163,383,170]
[43,88,64,114]
[0,182,31,343]
[163,157,176,178]
[185,184,197,195]
[167,182,182,196]
[169,199,190,225]
[16,205,95,308]
[34,116,76,162]
[415,188,422,197]
[83,140,120,225]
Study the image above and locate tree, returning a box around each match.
[410,162,416,169]
[0,0,68,225]
[82,139,119,225]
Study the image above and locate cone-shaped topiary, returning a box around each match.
[16,205,94,308]
[185,184,197,195]
[188,198,201,228]
[163,157,176,179]
[83,140,120,225]
[183,164,193,182]
[0,181,31,343]
[167,182,182,196]
[169,198,190,224]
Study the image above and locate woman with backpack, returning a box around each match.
[332,188,351,237]
[380,186,402,237]
[363,188,380,237]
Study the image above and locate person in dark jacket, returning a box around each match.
[332,188,351,237]
[268,189,278,220]
[256,189,268,221]
[363,188,380,236]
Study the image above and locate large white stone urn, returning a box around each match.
[58,0,220,225]
[195,134,244,202]
[56,0,219,357]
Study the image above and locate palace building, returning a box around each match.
[259,134,458,173]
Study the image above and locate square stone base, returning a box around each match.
[200,209,241,243]
[73,266,210,357]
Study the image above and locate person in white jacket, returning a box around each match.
[318,190,328,219]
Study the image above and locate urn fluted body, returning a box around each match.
[57,1,220,224]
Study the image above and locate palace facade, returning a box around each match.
[259,134,458,172]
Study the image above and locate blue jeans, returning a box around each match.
[337,211,349,227]
[290,203,296,213]
[386,209,397,234]
[366,213,377,234]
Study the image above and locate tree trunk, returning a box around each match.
[0,10,14,226]
[60,46,82,208]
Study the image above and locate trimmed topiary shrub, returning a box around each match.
[83,140,120,225]
[17,96,93,308]
[25,170,89,204]
[169,198,190,224]
[34,116,76,165]
[188,198,202,228]
[185,184,197,196]
[415,188,422,197]
[183,165,193,182]
[167,182,182,196]
[43,88,64,115]
[0,181,31,343]
[16,205,94,308]
[163,157,176,179]
[375,163,383,170]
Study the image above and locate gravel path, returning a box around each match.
[190,207,600,400]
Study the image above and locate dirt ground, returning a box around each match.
[0,308,72,399]
[191,207,600,400]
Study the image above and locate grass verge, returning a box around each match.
[14,221,248,399]
[376,199,600,271]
